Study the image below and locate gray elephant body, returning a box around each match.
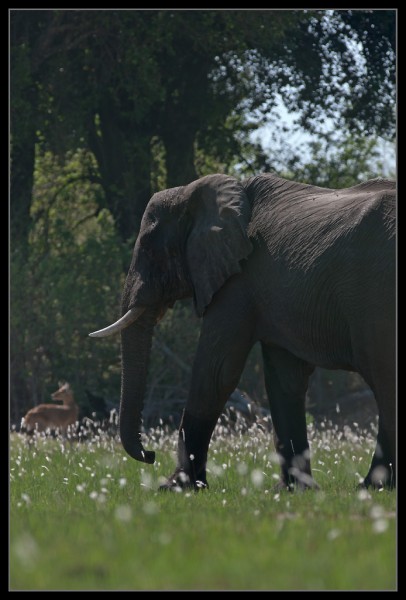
[246,175,395,372]
[91,173,396,490]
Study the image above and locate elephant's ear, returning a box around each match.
[185,174,253,317]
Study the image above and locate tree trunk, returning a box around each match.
[162,128,198,188]
[10,132,36,256]
[87,99,153,243]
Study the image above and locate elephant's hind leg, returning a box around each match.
[361,370,396,489]
[356,325,396,489]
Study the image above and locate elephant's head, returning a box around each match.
[89,174,252,463]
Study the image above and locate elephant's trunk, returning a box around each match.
[119,308,157,464]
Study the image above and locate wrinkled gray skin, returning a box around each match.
[91,173,396,491]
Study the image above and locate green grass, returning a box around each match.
[9,419,397,591]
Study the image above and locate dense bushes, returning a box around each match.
[10,150,124,421]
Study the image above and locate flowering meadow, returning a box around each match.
[9,415,396,591]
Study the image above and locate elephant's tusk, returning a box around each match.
[89,307,146,337]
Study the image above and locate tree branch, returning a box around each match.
[153,338,192,375]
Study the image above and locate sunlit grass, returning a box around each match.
[9,415,397,591]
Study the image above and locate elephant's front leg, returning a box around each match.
[262,344,317,490]
[160,301,255,491]
[159,409,219,490]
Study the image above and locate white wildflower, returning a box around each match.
[237,462,248,476]
[143,501,159,515]
[372,519,389,534]
[327,529,341,541]
[115,505,132,522]
[12,533,38,567]
[357,489,371,501]
[251,469,265,487]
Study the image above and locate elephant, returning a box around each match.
[90,173,396,491]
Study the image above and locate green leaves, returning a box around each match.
[10,149,123,419]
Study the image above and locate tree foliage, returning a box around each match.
[11,9,395,243]
[10,149,124,421]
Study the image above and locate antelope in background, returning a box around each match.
[21,382,79,435]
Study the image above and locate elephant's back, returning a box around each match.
[245,174,395,272]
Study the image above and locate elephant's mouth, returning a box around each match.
[155,302,175,324]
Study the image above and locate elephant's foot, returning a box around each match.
[272,479,319,493]
[272,468,319,493]
[359,464,395,490]
[159,468,208,492]
[272,479,295,493]
[288,468,320,491]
